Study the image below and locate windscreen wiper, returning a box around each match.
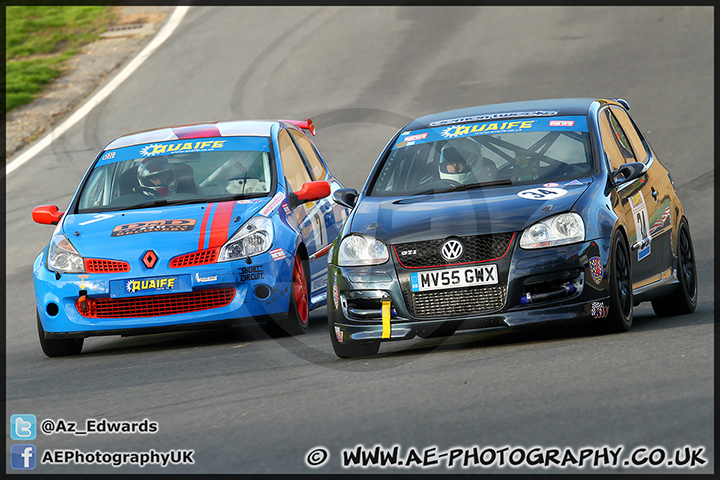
[414,178,512,196]
[118,198,210,210]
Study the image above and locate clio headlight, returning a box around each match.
[218,216,274,261]
[47,234,85,273]
[520,212,585,249]
[338,234,389,266]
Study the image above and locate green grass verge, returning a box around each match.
[6,6,115,113]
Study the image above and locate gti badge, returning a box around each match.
[441,239,464,262]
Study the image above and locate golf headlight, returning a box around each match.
[48,234,85,273]
[218,216,274,261]
[520,212,585,249]
[338,234,389,266]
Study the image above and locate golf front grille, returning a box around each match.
[394,232,514,268]
[402,284,507,318]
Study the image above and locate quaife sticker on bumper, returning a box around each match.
[411,265,498,292]
[109,275,192,298]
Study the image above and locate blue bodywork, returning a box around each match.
[33,121,349,339]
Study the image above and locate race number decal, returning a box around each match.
[517,187,567,200]
[629,192,651,261]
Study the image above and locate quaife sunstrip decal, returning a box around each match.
[111,219,196,237]
[96,136,270,166]
[394,116,588,149]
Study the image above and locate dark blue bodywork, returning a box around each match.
[327,98,692,356]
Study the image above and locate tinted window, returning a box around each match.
[290,129,327,180]
[610,107,649,164]
[278,129,313,191]
[77,137,273,213]
[599,108,638,170]
[370,115,592,196]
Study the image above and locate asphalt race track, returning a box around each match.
[5,6,713,474]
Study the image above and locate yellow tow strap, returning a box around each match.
[382,300,391,339]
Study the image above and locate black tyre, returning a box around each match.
[37,311,83,357]
[651,219,697,316]
[268,254,310,336]
[605,231,633,332]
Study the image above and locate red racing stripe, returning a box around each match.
[198,203,214,251]
[208,201,236,248]
[172,124,221,139]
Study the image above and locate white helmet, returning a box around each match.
[438,138,481,183]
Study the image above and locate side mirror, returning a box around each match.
[32,205,63,225]
[612,162,645,185]
[287,181,330,209]
[333,188,358,209]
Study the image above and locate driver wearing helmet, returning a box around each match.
[438,138,497,183]
[512,154,540,183]
[137,156,177,197]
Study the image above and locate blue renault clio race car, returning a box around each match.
[328,98,697,357]
[33,119,349,356]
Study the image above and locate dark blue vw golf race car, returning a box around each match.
[33,119,350,356]
[328,98,697,357]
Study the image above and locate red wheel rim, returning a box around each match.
[293,255,309,324]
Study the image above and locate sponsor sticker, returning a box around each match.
[238,265,264,281]
[405,132,428,142]
[542,182,559,188]
[109,275,191,298]
[630,192,651,261]
[589,256,603,285]
[111,219,196,237]
[333,282,339,309]
[440,120,536,139]
[591,301,609,318]
[195,273,218,283]
[428,110,559,127]
[101,151,116,160]
[334,325,343,343]
[549,120,575,127]
[269,248,286,261]
[126,277,175,293]
[517,187,567,200]
[259,192,286,216]
[565,179,583,186]
[140,140,226,157]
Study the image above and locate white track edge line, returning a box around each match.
[5,6,190,177]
